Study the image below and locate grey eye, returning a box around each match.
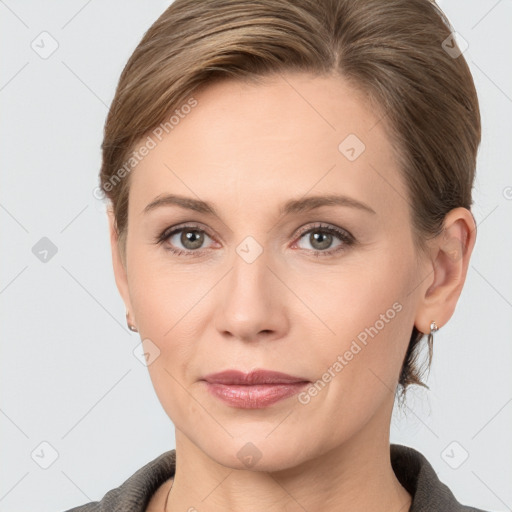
[297,229,343,252]
[169,229,211,251]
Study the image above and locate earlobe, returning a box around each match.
[414,207,476,334]
[107,208,135,327]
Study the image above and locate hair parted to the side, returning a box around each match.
[99,0,480,402]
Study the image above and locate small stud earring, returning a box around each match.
[126,311,138,333]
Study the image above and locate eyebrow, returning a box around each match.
[143,193,376,217]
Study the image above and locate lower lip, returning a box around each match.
[203,382,309,409]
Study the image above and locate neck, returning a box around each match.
[165,401,411,512]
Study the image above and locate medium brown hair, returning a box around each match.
[99,0,481,399]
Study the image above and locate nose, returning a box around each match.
[214,249,289,343]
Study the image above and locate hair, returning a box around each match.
[99,0,481,400]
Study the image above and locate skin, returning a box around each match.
[108,71,476,511]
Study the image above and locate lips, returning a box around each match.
[201,369,310,409]
[202,369,309,385]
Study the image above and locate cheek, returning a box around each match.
[294,294,414,447]
[126,250,216,427]
[127,240,204,336]
[136,308,203,434]
[285,241,413,346]
[292,245,417,407]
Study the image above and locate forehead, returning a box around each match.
[128,72,409,220]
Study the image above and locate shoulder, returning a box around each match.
[391,443,492,512]
[62,450,176,512]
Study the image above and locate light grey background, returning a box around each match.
[1,1,511,511]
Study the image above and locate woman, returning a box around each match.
[66,0,488,510]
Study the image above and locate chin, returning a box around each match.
[197,431,323,473]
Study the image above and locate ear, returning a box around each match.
[107,207,135,328]
[414,207,477,335]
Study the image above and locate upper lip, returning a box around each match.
[202,369,309,385]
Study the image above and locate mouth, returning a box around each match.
[201,369,310,409]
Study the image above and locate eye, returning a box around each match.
[157,223,215,256]
[294,223,354,256]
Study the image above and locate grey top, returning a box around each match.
[63,443,490,512]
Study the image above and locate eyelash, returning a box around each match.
[156,222,355,258]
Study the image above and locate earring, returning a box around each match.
[424,320,438,369]
[126,311,138,333]
[427,320,438,346]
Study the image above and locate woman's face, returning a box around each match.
[115,72,432,470]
